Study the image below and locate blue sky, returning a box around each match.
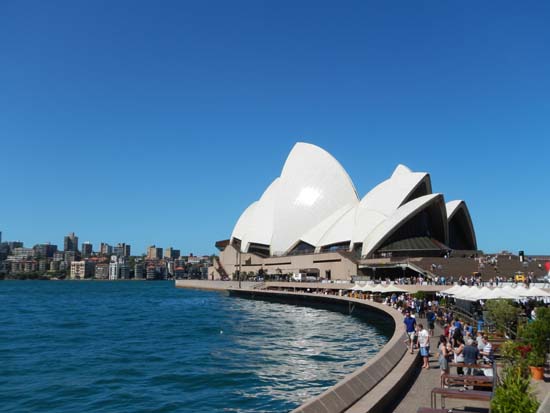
[1,1,548,255]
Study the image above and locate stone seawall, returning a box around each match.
[175,281,420,413]
[227,289,417,413]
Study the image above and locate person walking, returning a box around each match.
[404,310,417,354]
[417,323,430,369]
[426,307,436,337]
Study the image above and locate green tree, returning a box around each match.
[520,307,550,366]
[485,299,520,337]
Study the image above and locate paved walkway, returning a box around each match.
[392,321,491,413]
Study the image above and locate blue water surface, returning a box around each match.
[0,281,391,412]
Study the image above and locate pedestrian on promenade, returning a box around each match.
[453,335,465,375]
[426,307,436,337]
[463,338,479,376]
[438,335,450,382]
[417,323,430,369]
[404,310,417,354]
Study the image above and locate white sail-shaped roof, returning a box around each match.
[229,143,476,260]
[351,165,431,245]
[301,203,357,248]
[231,201,258,242]
[361,193,447,257]
[240,178,280,252]
[269,143,359,255]
[446,200,477,250]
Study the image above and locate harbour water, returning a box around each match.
[1,281,391,412]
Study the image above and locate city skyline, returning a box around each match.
[1,2,549,254]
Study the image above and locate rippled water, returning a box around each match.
[1,281,391,412]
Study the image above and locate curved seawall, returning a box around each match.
[227,289,418,413]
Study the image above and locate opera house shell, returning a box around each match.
[230,143,476,260]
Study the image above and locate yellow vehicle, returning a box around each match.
[514,271,526,282]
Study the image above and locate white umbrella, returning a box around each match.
[361,284,375,292]
[469,286,494,300]
[371,284,386,293]
[383,284,408,293]
[453,285,476,300]
[526,287,550,297]
[513,285,533,297]
[502,285,520,296]
[441,285,461,295]
[351,284,363,291]
[484,288,519,300]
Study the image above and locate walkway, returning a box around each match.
[392,322,490,413]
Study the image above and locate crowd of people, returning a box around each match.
[400,299,496,386]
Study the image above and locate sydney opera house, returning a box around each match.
[212,143,478,281]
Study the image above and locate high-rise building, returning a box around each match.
[164,247,180,259]
[81,242,93,257]
[113,243,131,257]
[100,243,112,255]
[64,232,79,252]
[147,245,162,260]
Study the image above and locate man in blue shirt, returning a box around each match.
[404,310,417,354]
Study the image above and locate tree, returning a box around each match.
[520,307,550,366]
[485,299,520,337]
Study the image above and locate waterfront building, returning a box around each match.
[94,263,109,279]
[146,265,157,280]
[64,232,79,252]
[70,260,95,279]
[119,262,130,279]
[147,245,163,260]
[38,259,49,272]
[134,262,145,279]
[49,260,60,272]
[108,256,129,280]
[81,242,93,257]
[174,266,185,278]
[10,261,23,273]
[53,251,64,262]
[212,143,478,281]
[23,260,38,273]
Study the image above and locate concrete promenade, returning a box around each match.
[175,280,549,413]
